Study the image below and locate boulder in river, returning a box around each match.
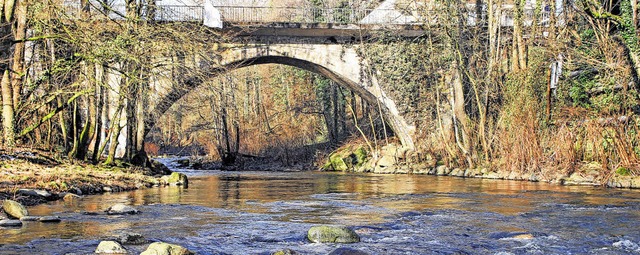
[140,242,194,255]
[307,225,360,243]
[0,219,23,227]
[167,172,189,188]
[2,200,29,219]
[95,241,128,254]
[105,204,140,215]
[272,249,299,255]
[328,247,370,255]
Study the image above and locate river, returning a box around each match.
[2,160,640,254]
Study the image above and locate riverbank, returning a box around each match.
[321,142,640,189]
[0,149,170,207]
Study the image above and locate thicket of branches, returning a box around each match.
[0,0,222,165]
[366,0,640,176]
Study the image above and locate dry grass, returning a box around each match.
[0,157,157,205]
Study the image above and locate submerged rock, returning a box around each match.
[0,219,23,227]
[307,225,360,243]
[2,200,29,219]
[95,241,128,254]
[63,193,81,202]
[328,247,370,255]
[140,242,194,255]
[105,204,140,215]
[167,172,189,188]
[115,232,147,245]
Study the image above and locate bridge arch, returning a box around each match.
[147,44,415,149]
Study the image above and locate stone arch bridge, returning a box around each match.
[147,41,417,149]
[91,2,564,156]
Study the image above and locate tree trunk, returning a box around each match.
[1,70,15,147]
[10,0,26,110]
[632,0,638,33]
[76,62,96,160]
[511,0,527,71]
[3,0,15,23]
[104,94,126,165]
[57,96,69,152]
[331,82,338,143]
[68,100,79,158]
[91,64,105,161]
[125,92,136,161]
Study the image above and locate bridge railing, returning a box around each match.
[60,3,569,27]
[61,3,205,21]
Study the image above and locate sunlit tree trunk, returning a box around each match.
[511,0,527,71]
[1,70,14,147]
[10,0,25,110]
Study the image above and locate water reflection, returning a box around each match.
[2,170,640,254]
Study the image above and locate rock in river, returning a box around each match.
[140,242,194,255]
[167,172,189,188]
[0,219,23,227]
[115,232,148,245]
[272,249,299,255]
[307,225,360,243]
[39,216,61,223]
[2,200,29,219]
[17,189,52,198]
[328,247,370,255]
[20,216,40,221]
[95,241,128,254]
[105,204,140,215]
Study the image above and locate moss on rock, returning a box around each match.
[307,225,360,243]
[167,172,189,188]
[321,145,369,172]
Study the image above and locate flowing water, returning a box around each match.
[2,160,640,254]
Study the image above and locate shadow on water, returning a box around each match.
[2,163,640,254]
